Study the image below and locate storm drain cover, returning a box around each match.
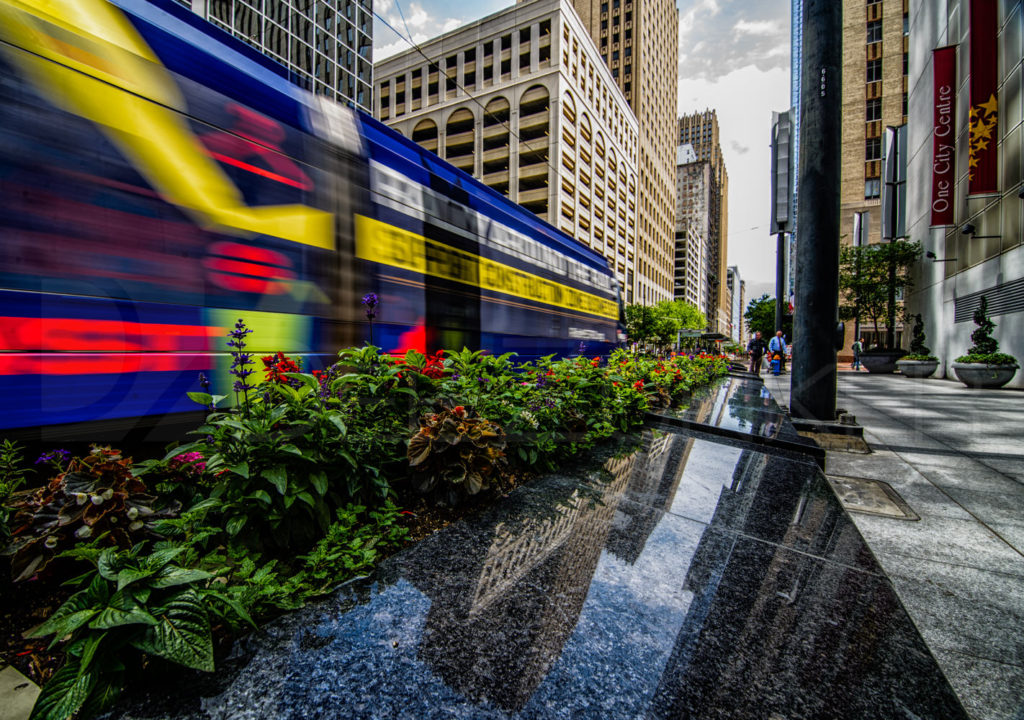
[826,475,920,520]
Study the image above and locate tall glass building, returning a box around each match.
[171,0,374,111]
[788,0,802,304]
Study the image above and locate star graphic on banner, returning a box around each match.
[981,94,999,116]
[969,106,978,120]
[976,138,990,151]
[969,156,979,168]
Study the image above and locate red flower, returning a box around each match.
[453,405,466,418]
[633,380,644,390]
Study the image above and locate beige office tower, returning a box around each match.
[570,0,678,305]
[678,110,729,334]
[375,0,639,297]
[838,0,909,354]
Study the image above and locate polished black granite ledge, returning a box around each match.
[114,424,968,720]
[647,377,826,465]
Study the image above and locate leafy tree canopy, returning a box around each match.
[624,300,706,349]
[744,295,791,341]
[838,239,921,348]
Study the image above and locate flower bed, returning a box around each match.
[0,321,728,720]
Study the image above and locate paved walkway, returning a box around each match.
[764,371,1024,720]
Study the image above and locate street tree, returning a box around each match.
[744,295,791,340]
[838,240,921,348]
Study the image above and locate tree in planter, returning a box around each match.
[903,315,938,361]
[838,240,922,349]
[955,297,1018,366]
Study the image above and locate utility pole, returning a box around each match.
[791,0,842,421]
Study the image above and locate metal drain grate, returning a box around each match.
[826,475,920,520]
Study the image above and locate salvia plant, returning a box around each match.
[0,439,29,538]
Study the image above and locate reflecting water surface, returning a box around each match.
[119,429,967,720]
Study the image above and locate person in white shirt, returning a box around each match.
[768,331,787,372]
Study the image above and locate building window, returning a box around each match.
[866,19,882,44]
[866,98,881,121]
[865,178,880,198]
[866,58,882,82]
[903,52,908,75]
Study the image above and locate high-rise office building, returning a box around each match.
[570,0,678,306]
[374,0,639,295]
[727,265,744,344]
[905,0,1024,388]
[173,0,374,111]
[674,144,709,316]
[788,0,802,299]
[678,110,730,334]
[838,0,909,353]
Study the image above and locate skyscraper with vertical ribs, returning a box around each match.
[168,0,374,111]
[569,0,678,305]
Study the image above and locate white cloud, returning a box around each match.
[678,65,790,287]
[373,1,469,61]
[734,19,782,36]
[678,0,789,82]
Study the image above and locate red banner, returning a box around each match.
[931,46,957,225]
[969,0,998,195]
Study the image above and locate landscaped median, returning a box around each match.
[0,320,728,720]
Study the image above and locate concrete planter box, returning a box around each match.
[860,351,907,374]
[950,362,1018,389]
[895,359,939,378]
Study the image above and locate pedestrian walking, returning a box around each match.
[768,331,787,373]
[746,331,767,376]
[851,337,863,371]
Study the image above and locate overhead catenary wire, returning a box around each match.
[371,4,562,181]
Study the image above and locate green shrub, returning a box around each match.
[25,542,251,720]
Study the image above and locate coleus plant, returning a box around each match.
[2,446,177,582]
[407,406,507,502]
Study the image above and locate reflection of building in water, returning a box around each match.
[408,443,643,711]
[647,453,958,718]
[607,432,693,564]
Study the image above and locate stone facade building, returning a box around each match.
[839,0,910,352]
[905,0,1024,387]
[674,144,709,317]
[570,0,679,305]
[374,0,639,298]
[678,110,730,334]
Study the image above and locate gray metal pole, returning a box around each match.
[791,0,841,421]
[775,231,786,332]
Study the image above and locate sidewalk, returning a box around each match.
[764,371,1024,720]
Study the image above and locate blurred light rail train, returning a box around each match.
[0,0,623,441]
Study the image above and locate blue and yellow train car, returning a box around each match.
[0,0,623,439]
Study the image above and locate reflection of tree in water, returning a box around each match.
[405,431,669,711]
[647,453,963,719]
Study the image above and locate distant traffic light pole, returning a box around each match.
[791,0,842,421]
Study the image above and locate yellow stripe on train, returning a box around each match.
[355,215,618,321]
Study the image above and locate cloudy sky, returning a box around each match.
[374,0,792,296]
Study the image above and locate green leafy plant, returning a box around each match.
[955,297,1018,365]
[25,542,251,720]
[3,447,178,582]
[0,439,29,538]
[407,406,508,501]
[298,501,408,594]
[903,314,938,361]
